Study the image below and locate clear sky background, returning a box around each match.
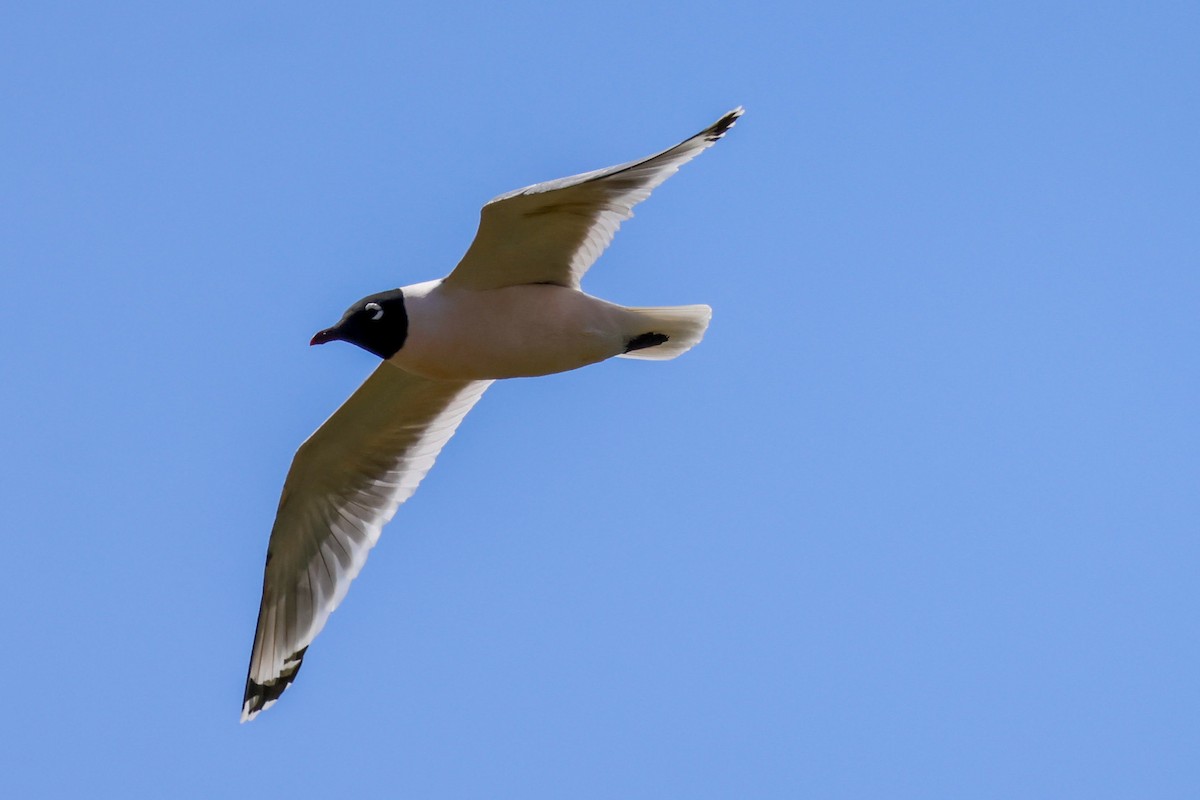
[3,2,1197,797]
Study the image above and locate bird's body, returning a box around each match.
[394,280,633,380]
[242,107,742,721]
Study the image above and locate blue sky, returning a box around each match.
[3,1,1198,797]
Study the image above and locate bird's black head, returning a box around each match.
[310,288,408,359]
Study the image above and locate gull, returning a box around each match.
[242,107,743,721]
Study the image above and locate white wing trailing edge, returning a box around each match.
[241,365,491,721]
[445,107,743,291]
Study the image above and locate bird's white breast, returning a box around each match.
[389,280,632,380]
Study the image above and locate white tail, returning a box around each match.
[617,304,712,361]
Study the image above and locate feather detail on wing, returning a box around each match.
[241,364,491,721]
[445,107,742,291]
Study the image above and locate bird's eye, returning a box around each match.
[364,302,384,321]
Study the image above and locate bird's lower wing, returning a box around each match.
[242,364,492,721]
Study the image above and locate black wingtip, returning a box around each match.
[241,646,308,722]
[705,107,745,141]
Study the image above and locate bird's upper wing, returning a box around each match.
[242,364,492,721]
[443,107,743,291]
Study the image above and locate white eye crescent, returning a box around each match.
[364,302,384,321]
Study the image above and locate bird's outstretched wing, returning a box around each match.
[444,107,743,291]
[242,365,491,721]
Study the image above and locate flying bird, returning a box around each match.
[242,107,743,721]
